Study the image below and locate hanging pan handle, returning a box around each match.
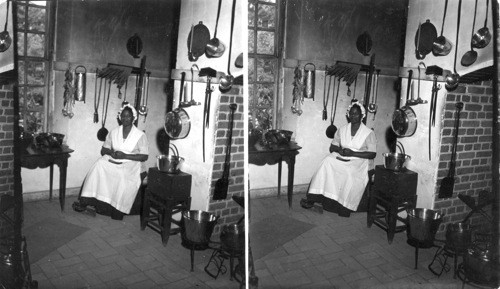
[304,63,315,71]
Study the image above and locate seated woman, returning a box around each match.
[300,101,376,217]
[73,104,149,219]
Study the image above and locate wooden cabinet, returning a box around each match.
[367,165,418,244]
[146,168,192,201]
[141,168,192,246]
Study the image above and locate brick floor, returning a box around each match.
[22,196,240,289]
[21,193,488,288]
[250,193,468,289]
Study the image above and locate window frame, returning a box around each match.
[16,1,54,133]
[248,0,285,130]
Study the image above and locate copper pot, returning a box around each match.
[220,222,245,252]
[445,222,471,252]
[464,242,498,285]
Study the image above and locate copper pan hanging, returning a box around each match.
[164,72,191,139]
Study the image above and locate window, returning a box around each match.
[16,1,51,133]
[248,0,281,131]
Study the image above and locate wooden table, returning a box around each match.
[21,146,74,211]
[249,141,302,208]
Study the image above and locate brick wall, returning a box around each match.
[0,83,15,238]
[434,81,495,231]
[208,85,244,235]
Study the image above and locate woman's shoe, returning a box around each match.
[72,200,86,212]
[300,198,314,209]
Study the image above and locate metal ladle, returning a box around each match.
[461,0,478,67]
[0,1,11,53]
[367,71,378,113]
[138,72,150,115]
[432,0,452,57]
[408,62,428,105]
[219,0,236,92]
[205,0,225,58]
[189,64,201,106]
[472,0,491,49]
[446,0,461,91]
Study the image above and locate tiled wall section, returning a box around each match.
[434,81,495,231]
[208,85,244,234]
[0,84,15,237]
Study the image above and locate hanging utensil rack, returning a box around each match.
[95,57,151,125]
[170,68,225,83]
[398,66,450,82]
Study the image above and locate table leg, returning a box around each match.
[387,198,398,244]
[277,158,282,198]
[161,201,174,246]
[49,164,54,201]
[59,160,68,212]
[287,155,296,209]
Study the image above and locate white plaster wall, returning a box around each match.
[404,0,494,75]
[401,0,494,209]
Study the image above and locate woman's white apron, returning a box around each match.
[308,123,371,211]
[80,126,143,214]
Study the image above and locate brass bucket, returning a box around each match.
[303,63,315,99]
[74,65,86,102]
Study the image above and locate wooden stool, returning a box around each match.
[140,168,192,246]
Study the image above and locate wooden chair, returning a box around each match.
[356,169,375,212]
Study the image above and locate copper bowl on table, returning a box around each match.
[264,129,293,145]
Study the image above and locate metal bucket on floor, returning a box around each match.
[445,221,472,252]
[220,222,245,253]
[406,208,444,246]
[181,210,219,245]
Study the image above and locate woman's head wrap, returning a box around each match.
[346,101,366,120]
[118,103,138,122]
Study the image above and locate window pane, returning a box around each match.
[18,61,25,84]
[27,33,44,57]
[17,5,26,29]
[248,30,255,53]
[19,87,26,109]
[249,58,255,83]
[256,31,274,55]
[17,32,25,56]
[27,61,45,85]
[248,2,255,27]
[256,83,274,108]
[25,111,44,133]
[29,1,47,7]
[253,107,273,131]
[26,87,45,110]
[257,4,275,29]
[257,58,275,82]
[28,6,46,32]
[249,85,256,107]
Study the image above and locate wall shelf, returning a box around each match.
[398,66,452,82]
[170,69,226,84]
[283,58,399,77]
[52,61,168,78]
